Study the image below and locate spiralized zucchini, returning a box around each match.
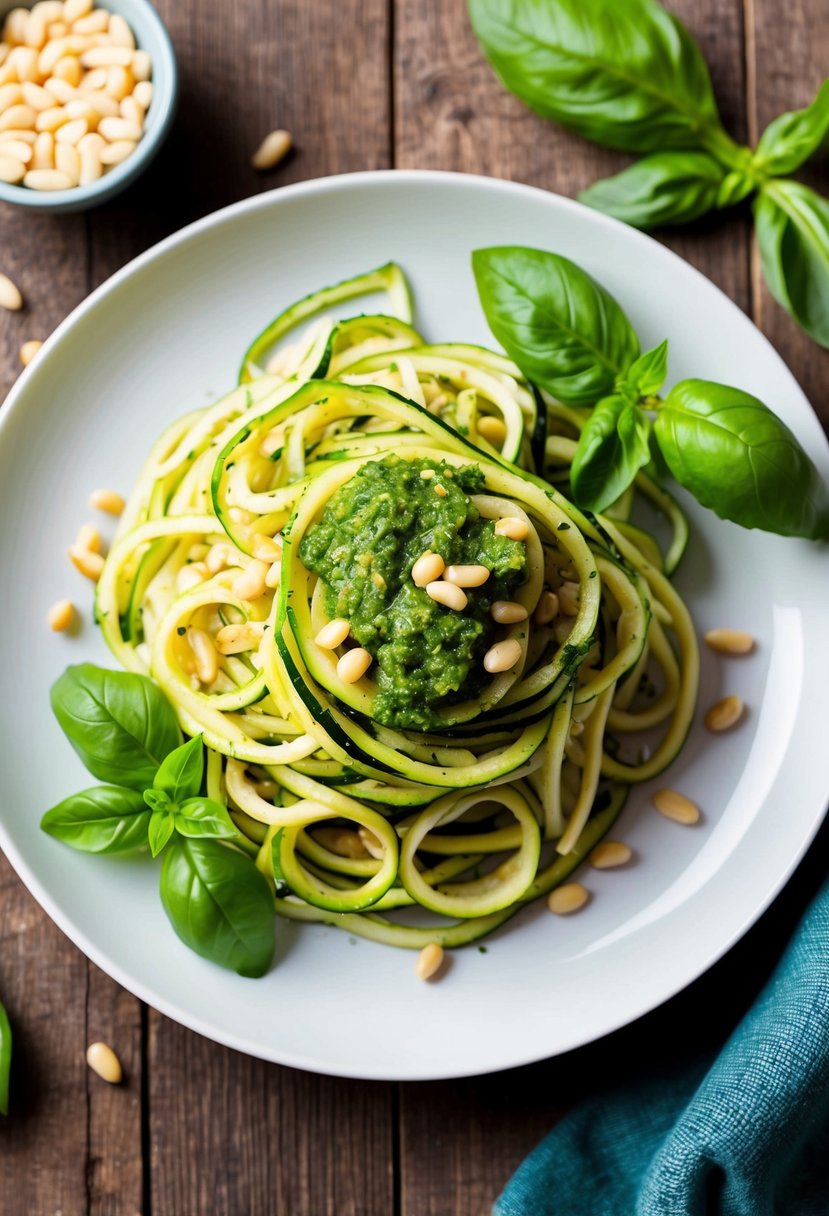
[96,263,699,950]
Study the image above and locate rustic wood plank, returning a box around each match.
[393,1,751,1211]
[0,852,89,1215]
[747,0,829,424]
[149,1014,394,1216]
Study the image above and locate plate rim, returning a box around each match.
[1,168,827,1081]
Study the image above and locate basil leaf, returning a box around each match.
[618,339,668,399]
[175,797,238,842]
[160,838,275,978]
[580,152,727,230]
[571,395,652,512]
[148,807,175,858]
[40,785,150,854]
[143,788,171,813]
[468,0,729,155]
[472,246,640,406]
[153,734,204,802]
[753,80,829,177]
[50,664,182,791]
[754,181,829,349]
[655,379,829,538]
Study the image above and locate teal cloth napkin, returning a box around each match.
[495,865,829,1216]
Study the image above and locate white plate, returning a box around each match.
[1,171,827,1081]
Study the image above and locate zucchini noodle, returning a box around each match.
[96,262,699,951]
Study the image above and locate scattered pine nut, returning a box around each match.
[251,533,282,562]
[0,271,23,310]
[250,128,292,171]
[68,545,104,581]
[188,627,219,685]
[589,841,632,870]
[426,580,467,611]
[315,618,350,649]
[557,581,580,616]
[703,629,754,656]
[215,622,264,655]
[411,550,445,587]
[176,563,207,593]
[19,338,42,365]
[232,560,269,602]
[86,1041,122,1084]
[264,560,281,589]
[483,638,522,673]
[48,598,74,631]
[477,415,507,445]
[653,789,701,826]
[433,483,447,498]
[547,882,589,915]
[337,647,372,684]
[494,516,529,541]
[415,943,445,981]
[704,695,744,733]
[89,488,124,515]
[534,590,559,626]
[444,563,490,588]
[75,522,101,552]
[491,600,528,625]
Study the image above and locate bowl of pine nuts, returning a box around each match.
[0,0,176,211]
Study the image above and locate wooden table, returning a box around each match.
[1,1,827,1211]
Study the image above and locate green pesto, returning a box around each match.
[298,456,526,729]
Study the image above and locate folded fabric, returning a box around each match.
[495,875,829,1216]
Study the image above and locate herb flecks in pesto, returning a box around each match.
[298,456,526,729]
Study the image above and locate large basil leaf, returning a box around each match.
[160,838,275,978]
[571,395,652,512]
[472,246,640,405]
[40,785,150,854]
[753,80,829,177]
[754,181,829,349]
[468,0,730,156]
[153,734,204,802]
[51,664,182,791]
[580,152,727,229]
[655,380,829,538]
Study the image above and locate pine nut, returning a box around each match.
[38,38,69,76]
[490,600,528,625]
[703,629,754,656]
[78,130,104,152]
[704,695,744,733]
[34,1,65,22]
[78,67,108,93]
[189,627,219,685]
[55,115,86,143]
[77,91,117,119]
[337,647,372,684]
[21,81,54,110]
[64,0,94,21]
[89,488,124,515]
[419,468,434,479]
[204,543,230,574]
[42,75,75,102]
[251,533,282,562]
[589,841,632,870]
[444,563,489,588]
[81,46,134,68]
[265,560,281,589]
[483,638,522,673]
[97,114,140,141]
[415,942,445,981]
[120,94,142,125]
[46,19,69,38]
[0,272,23,310]
[35,105,70,130]
[0,103,36,130]
[86,1041,121,1084]
[0,154,26,182]
[8,46,38,81]
[411,551,445,587]
[0,138,32,162]
[69,545,104,580]
[215,622,264,655]
[653,789,701,826]
[494,516,529,541]
[426,580,467,611]
[4,7,30,44]
[250,128,292,171]
[98,137,134,165]
[54,141,79,181]
[232,560,269,601]
[315,618,351,649]
[477,415,507,445]
[78,138,100,182]
[0,83,24,111]
[31,130,54,168]
[176,563,207,593]
[106,66,135,102]
[25,165,71,188]
[75,523,101,552]
[72,10,108,34]
[558,581,580,616]
[547,882,589,915]
[48,598,74,631]
[434,484,447,497]
[0,128,37,143]
[131,50,151,81]
[53,55,82,85]
[108,12,135,48]
[19,338,42,364]
[133,79,152,109]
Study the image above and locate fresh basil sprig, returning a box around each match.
[469,0,829,348]
[43,665,275,978]
[474,245,829,537]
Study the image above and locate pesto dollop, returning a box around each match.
[298,456,526,729]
